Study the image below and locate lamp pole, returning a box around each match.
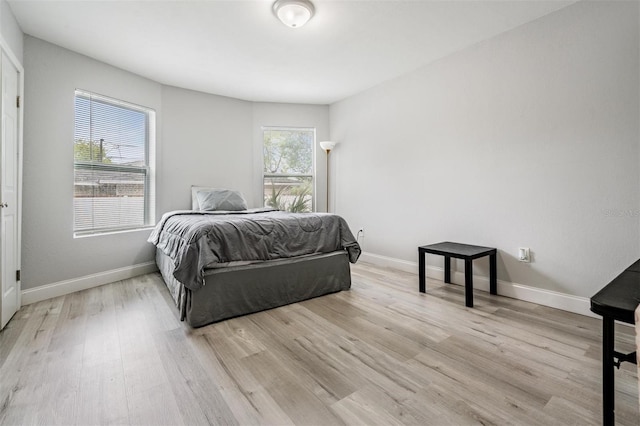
[325,148,331,212]
[319,141,336,212]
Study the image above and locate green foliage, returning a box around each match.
[265,183,287,211]
[264,179,312,213]
[263,130,313,174]
[74,139,112,163]
[287,184,311,213]
[263,129,314,212]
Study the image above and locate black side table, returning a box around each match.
[418,242,497,307]
[590,259,639,426]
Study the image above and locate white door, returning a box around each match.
[0,51,19,329]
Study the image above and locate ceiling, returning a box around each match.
[8,0,576,105]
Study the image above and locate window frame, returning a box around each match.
[73,90,155,237]
[262,126,316,212]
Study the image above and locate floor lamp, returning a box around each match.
[319,141,336,212]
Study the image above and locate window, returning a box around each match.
[73,90,155,236]
[263,127,315,212]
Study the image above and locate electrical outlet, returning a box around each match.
[518,247,530,262]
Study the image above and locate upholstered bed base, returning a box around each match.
[636,304,640,406]
[156,249,352,327]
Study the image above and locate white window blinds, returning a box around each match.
[73,90,155,235]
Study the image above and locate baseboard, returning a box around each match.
[21,261,158,306]
[21,253,598,319]
[359,251,596,318]
[359,252,418,274]
[447,270,597,318]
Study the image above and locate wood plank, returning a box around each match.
[0,261,636,425]
[153,328,238,425]
[75,359,129,425]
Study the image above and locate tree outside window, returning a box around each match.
[263,127,314,212]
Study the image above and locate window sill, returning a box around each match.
[73,225,155,239]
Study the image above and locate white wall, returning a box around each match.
[22,36,162,290]
[0,0,22,63]
[251,103,330,211]
[21,36,330,294]
[23,0,635,305]
[160,86,254,212]
[330,1,640,299]
[160,94,330,214]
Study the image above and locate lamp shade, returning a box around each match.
[273,0,315,28]
[319,141,336,152]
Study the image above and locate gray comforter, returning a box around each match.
[148,208,361,291]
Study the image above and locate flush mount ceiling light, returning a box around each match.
[273,0,315,28]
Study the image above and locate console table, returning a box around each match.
[590,259,639,426]
[418,242,497,307]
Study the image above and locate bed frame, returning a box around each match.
[157,249,352,327]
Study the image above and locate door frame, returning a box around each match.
[0,34,24,318]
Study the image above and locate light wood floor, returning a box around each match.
[0,262,638,425]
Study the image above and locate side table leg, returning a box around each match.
[489,252,497,295]
[602,316,615,426]
[444,256,451,283]
[464,258,473,308]
[419,249,426,293]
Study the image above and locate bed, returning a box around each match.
[636,304,640,406]
[148,188,361,327]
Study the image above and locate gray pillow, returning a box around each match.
[196,189,248,211]
[190,186,248,210]
[191,185,213,210]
